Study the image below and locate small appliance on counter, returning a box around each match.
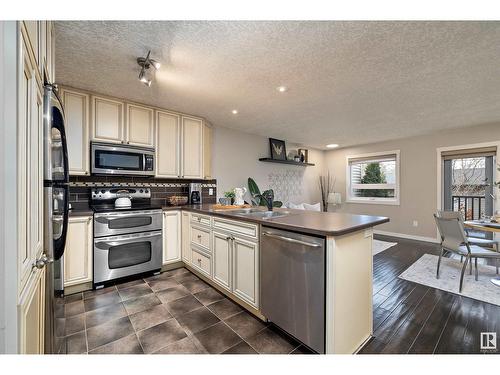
[189,183,202,204]
[91,187,162,288]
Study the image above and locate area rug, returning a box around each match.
[373,239,398,256]
[399,253,500,307]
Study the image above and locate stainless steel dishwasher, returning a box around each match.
[261,226,325,353]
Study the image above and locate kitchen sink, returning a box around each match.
[234,210,291,219]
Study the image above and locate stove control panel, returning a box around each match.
[92,187,151,201]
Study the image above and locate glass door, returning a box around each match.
[443,153,495,238]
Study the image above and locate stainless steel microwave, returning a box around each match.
[91,142,155,176]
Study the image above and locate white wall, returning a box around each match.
[324,122,500,241]
[212,126,325,206]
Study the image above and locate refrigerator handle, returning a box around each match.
[51,106,69,183]
[53,184,69,260]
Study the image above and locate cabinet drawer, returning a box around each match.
[213,217,258,239]
[191,247,211,277]
[191,213,211,227]
[191,225,211,250]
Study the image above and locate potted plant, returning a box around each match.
[223,189,235,205]
[247,178,283,207]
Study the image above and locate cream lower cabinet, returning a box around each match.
[163,210,182,264]
[212,231,232,292]
[18,267,45,354]
[181,211,191,264]
[64,216,93,287]
[232,236,259,308]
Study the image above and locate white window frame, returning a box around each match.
[346,150,400,205]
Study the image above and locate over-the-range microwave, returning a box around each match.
[91,142,155,176]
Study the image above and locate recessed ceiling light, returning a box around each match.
[277,86,288,93]
[326,144,339,148]
[231,109,238,115]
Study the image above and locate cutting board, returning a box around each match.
[212,204,252,210]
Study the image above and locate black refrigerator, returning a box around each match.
[43,84,69,354]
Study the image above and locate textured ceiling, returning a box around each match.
[55,21,500,149]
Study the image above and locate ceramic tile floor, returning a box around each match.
[61,268,312,354]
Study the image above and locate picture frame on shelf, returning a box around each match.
[269,138,287,161]
[298,148,309,163]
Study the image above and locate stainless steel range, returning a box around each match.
[91,188,162,287]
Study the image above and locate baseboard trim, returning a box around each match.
[374,230,439,244]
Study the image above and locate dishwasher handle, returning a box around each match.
[262,231,322,248]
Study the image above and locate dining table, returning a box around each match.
[464,220,500,287]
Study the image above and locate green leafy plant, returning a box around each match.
[224,190,235,199]
[247,177,283,207]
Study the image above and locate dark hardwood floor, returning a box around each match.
[360,234,500,354]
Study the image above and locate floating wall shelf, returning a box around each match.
[258,158,315,166]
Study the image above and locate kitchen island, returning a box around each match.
[163,204,389,354]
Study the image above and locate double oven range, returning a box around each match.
[91,188,162,287]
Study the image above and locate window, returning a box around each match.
[346,150,400,205]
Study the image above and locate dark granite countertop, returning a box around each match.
[162,204,389,237]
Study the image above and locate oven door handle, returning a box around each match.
[94,231,162,250]
[95,211,161,221]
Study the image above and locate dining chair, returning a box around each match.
[436,210,499,275]
[433,212,500,292]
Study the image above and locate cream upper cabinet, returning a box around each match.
[181,211,191,264]
[64,216,93,287]
[126,104,154,147]
[232,236,259,308]
[61,88,90,175]
[181,116,203,178]
[212,231,232,292]
[18,267,45,354]
[163,210,182,264]
[156,111,180,177]
[203,122,212,179]
[91,95,124,144]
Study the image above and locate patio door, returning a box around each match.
[442,147,496,238]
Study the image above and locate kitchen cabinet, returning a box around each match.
[18,27,45,291]
[232,236,259,308]
[184,214,259,309]
[60,88,90,175]
[91,95,125,144]
[203,122,212,179]
[18,267,45,354]
[126,103,154,147]
[156,111,180,177]
[181,116,203,178]
[163,210,182,265]
[181,211,191,264]
[191,247,212,277]
[64,216,93,287]
[212,231,232,292]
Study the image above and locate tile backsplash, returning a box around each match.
[69,176,217,206]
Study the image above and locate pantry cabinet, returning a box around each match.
[17,22,49,354]
[64,216,93,287]
[126,103,155,147]
[91,95,125,143]
[60,88,90,175]
[163,210,182,265]
[156,111,180,177]
[18,267,45,354]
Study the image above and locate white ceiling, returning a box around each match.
[55,21,500,149]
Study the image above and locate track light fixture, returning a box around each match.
[137,51,160,87]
